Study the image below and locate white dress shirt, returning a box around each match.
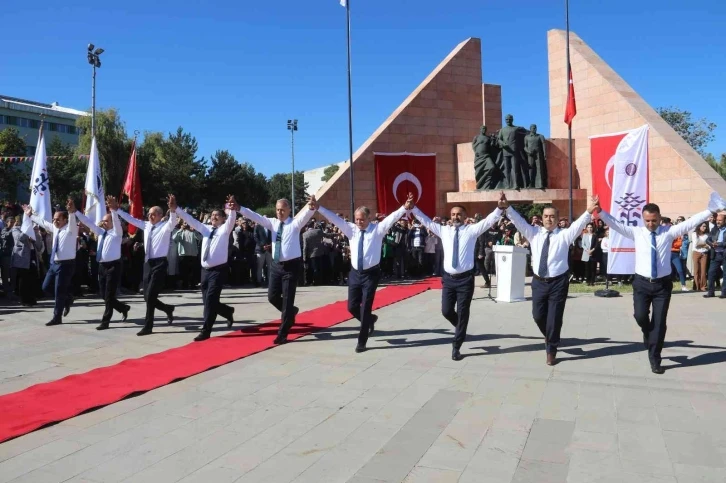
[599,209,711,279]
[31,213,78,263]
[74,211,123,263]
[115,209,178,261]
[318,205,407,271]
[238,205,315,262]
[413,207,503,275]
[507,208,592,278]
[175,207,236,268]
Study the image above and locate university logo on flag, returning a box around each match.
[590,125,649,275]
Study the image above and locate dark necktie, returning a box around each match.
[203,227,217,262]
[539,231,552,277]
[52,230,60,261]
[273,222,284,262]
[357,229,365,270]
[96,230,107,263]
[146,223,157,261]
[650,231,658,278]
[452,226,460,269]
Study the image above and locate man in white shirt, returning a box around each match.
[235,195,317,344]
[114,195,179,336]
[598,193,724,374]
[175,195,237,341]
[317,195,410,352]
[73,196,130,330]
[410,197,503,361]
[24,198,78,326]
[499,193,600,366]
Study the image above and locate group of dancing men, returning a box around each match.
[23,189,726,374]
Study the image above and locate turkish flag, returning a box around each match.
[374,153,436,216]
[120,140,143,234]
[564,65,577,126]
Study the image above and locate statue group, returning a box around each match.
[472,114,548,190]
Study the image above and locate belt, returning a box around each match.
[274,257,301,266]
[100,259,121,266]
[355,264,380,275]
[53,259,75,265]
[147,256,166,262]
[532,271,568,283]
[203,263,228,272]
[635,274,670,284]
[445,269,474,280]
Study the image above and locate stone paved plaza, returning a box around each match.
[1,281,725,483]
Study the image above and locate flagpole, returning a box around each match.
[346,0,355,217]
[566,0,573,224]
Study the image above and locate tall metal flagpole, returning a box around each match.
[91,63,97,138]
[346,0,355,217]
[290,127,296,217]
[566,0,573,223]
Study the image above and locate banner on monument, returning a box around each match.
[374,153,436,217]
[589,124,649,275]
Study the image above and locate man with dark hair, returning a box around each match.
[599,195,724,374]
[410,200,503,360]
[317,198,410,352]
[25,199,78,326]
[704,212,726,299]
[500,194,600,365]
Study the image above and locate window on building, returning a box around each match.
[0,115,4,125]
[48,123,58,131]
[68,125,78,135]
[5,116,18,126]
[29,119,40,129]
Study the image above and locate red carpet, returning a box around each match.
[0,278,440,443]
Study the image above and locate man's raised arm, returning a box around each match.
[74,211,103,237]
[411,207,442,238]
[238,206,273,231]
[505,207,538,242]
[472,207,504,238]
[115,207,146,231]
[598,209,635,241]
[317,206,353,239]
[175,207,210,237]
[376,205,409,236]
[291,195,317,231]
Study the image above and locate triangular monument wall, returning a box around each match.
[315,38,484,216]
[548,29,726,216]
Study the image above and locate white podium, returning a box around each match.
[493,246,528,303]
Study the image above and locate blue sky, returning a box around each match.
[3,0,725,175]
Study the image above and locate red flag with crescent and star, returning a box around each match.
[564,64,577,126]
[374,153,436,217]
[120,140,143,235]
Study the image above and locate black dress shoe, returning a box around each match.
[137,328,153,336]
[273,336,287,345]
[355,344,367,353]
[96,322,110,331]
[227,307,235,328]
[369,314,379,335]
[166,308,174,324]
[546,353,556,366]
[651,363,665,375]
[452,348,463,361]
[46,319,62,326]
[703,293,715,298]
[719,294,726,299]
[63,298,74,317]
[292,306,299,322]
[121,306,130,322]
[194,333,210,342]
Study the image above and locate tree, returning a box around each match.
[46,135,85,206]
[511,203,548,222]
[656,106,716,156]
[76,108,132,198]
[203,150,268,210]
[266,172,309,213]
[704,153,726,181]
[0,128,27,199]
[321,164,340,182]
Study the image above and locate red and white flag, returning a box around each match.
[590,125,649,275]
[564,65,577,126]
[120,140,143,235]
[374,153,436,217]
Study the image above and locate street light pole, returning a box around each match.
[287,119,298,216]
[87,44,104,138]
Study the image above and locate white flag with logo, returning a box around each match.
[21,126,52,241]
[84,136,106,224]
[590,124,649,274]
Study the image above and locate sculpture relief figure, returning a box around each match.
[524,124,548,189]
[497,114,527,189]
[472,125,501,190]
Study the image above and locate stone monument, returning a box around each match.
[472,125,501,190]
[524,124,548,189]
[496,114,529,189]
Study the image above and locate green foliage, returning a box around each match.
[511,203,548,221]
[321,164,340,182]
[656,106,716,156]
[203,150,268,210]
[267,172,309,213]
[0,128,27,198]
[704,153,726,180]
[47,135,85,206]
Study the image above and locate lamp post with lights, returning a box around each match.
[87,44,104,137]
[287,119,298,216]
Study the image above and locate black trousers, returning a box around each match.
[348,266,381,347]
[179,256,197,289]
[476,258,491,285]
[706,255,726,295]
[633,274,672,365]
[143,258,173,330]
[200,264,233,336]
[42,260,75,323]
[99,260,129,322]
[17,267,38,305]
[531,272,570,354]
[441,270,475,349]
[268,258,301,339]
